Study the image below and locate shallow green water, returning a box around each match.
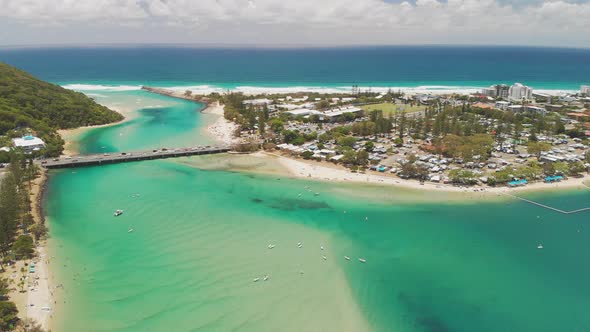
[77,90,217,153]
[45,92,590,332]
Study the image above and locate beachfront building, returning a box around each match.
[582,85,590,96]
[12,135,45,153]
[496,84,510,99]
[481,84,509,98]
[481,86,497,97]
[508,83,533,101]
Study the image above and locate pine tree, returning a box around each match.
[0,173,19,259]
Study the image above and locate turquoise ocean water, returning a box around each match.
[1,47,589,331]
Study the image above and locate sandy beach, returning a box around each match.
[58,122,124,156]
[259,152,590,195]
[58,106,133,156]
[201,101,240,146]
[159,85,577,98]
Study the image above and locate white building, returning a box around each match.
[508,83,533,101]
[323,106,363,122]
[481,86,497,97]
[507,105,547,116]
[243,99,272,106]
[526,106,548,115]
[582,85,590,96]
[495,101,510,110]
[285,109,322,117]
[12,135,45,153]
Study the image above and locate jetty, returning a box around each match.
[37,146,230,169]
[141,86,211,105]
[502,192,590,215]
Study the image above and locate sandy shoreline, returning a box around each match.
[259,151,590,195]
[154,85,578,98]
[58,107,133,156]
[201,101,240,146]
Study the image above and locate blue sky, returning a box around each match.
[0,0,589,47]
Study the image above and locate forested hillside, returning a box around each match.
[0,62,123,156]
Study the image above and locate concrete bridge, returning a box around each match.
[38,146,230,169]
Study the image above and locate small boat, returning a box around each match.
[297,242,302,248]
[358,258,367,263]
[320,246,324,250]
[537,244,543,249]
[314,193,320,196]
[263,275,269,281]
[253,278,260,282]
[114,209,123,217]
[322,256,327,260]
[268,244,275,249]
[128,228,134,233]
[344,256,351,261]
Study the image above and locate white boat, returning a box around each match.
[268,244,275,249]
[263,275,269,281]
[537,244,543,249]
[344,256,350,261]
[358,258,367,263]
[320,246,324,250]
[297,242,302,248]
[253,278,260,282]
[128,228,134,233]
[322,256,327,260]
[114,209,123,217]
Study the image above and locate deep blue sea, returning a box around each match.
[0,46,589,92]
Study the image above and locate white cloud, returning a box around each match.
[0,0,589,47]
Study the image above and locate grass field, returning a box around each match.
[361,102,426,116]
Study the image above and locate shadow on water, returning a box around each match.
[397,292,452,332]
[266,198,332,211]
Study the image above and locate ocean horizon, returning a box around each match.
[1,46,589,92]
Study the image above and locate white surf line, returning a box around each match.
[502,192,590,215]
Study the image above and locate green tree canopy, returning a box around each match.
[12,235,35,260]
[0,62,123,156]
[527,141,552,159]
[0,301,18,330]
